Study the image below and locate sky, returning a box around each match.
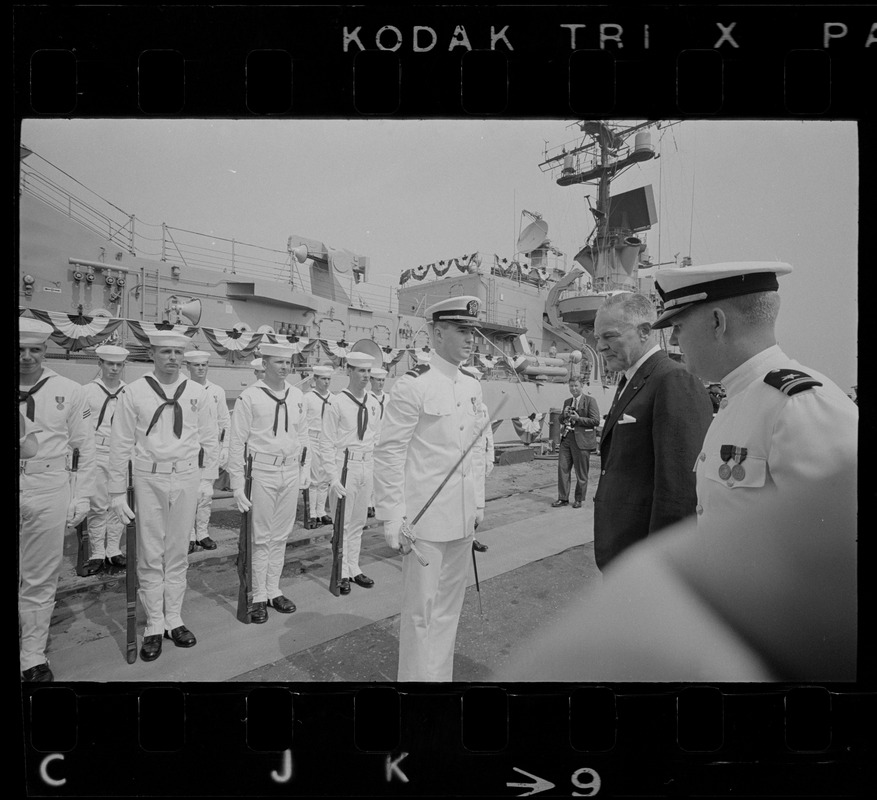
[19,118,858,391]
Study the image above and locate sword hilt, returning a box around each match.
[400,518,429,567]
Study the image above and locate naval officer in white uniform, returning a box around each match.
[82,344,130,574]
[19,318,96,681]
[320,351,382,594]
[108,332,219,662]
[652,261,858,528]
[374,296,484,682]
[228,341,311,623]
[184,349,229,553]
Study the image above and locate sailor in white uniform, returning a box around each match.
[320,352,382,594]
[250,358,265,384]
[652,261,858,529]
[228,342,311,623]
[374,296,484,682]
[184,349,229,553]
[82,344,130,574]
[108,332,219,662]
[366,366,388,517]
[19,318,96,681]
[302,364,334,527]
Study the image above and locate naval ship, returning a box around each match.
[18,121,678,438]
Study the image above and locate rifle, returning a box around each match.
[300,446,311,529]
[125,461,138,664]
[236,453,254,623]
[328,449,349,597]
[70,448,91,577]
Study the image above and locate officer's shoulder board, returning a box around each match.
[763,368,823,396]
[404,364,431,378]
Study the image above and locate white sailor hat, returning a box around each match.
[346,352,374,369]
[414,350,432,364]
[652,261,793,329]
[96,344,130,362]
[425,295,481,326]
[370,367,388,378]
[250,358,264,369]
[184,349,210,364]
[260,342,295,357]
[19,317,53,345]
[311,364,333,377]
[148,331,192,348]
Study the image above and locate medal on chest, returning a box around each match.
[190,398,198,412]
[55,396,65,410]
[719,444,748,480]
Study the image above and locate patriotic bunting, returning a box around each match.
[28,309,124,351]
[321,339,350,366]
[201,327,264,360]
[380,346,407,368]
[511,412,546,444]
[127,320,198,346]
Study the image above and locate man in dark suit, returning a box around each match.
[593,293,713,571]
[553,377,600,509]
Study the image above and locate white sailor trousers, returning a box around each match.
[190,477,214,542]
[329,456,372,579]
[308,438,330,518]
[250,465,299,602]
[87,448,124,558]
[133,467,199,636]
[398,534,473,682]
[19,470,70,670]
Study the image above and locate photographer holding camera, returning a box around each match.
[552,376,600,509]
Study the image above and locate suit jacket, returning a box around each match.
[561,393,600,451]
[593,350,713,570]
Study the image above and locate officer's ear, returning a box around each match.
[711,307,729,339]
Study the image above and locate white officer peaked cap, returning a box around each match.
[148,331,192,348]
[19,317,54,345]
[370,367,388,378]
[251,358,264,369]
[96,344,130,362]
[425,295,481,326]
[652,261,793,329]
[184,349,209,364]
[311,364,333,377]
[346,352,374,369]
[260,342,295,357]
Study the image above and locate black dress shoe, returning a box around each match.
[195,536,218,550]
[83,558,104,575]
[572,501,582,509]
[188,541,196,554]
[164,625,197,648]
[140,634,163,662]
[551,499,569,507]
[250,602,268,624]
[473,540,488,552]
[352,574,374,588]
[339,578,351,595]
[367,507,375,518]
[106,554,127,569]
[269,595,297,613]
[320,515,333,526]
[22,663,53,682]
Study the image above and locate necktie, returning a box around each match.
[378,395,385,420]
[95,383,123,430]
[318,393,331,419]
[343,391,369,440]
[19,376,51,421]
[144,376,187,438]
[259,387,289,435]
[609,375,628,415]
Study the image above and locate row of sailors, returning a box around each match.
[18,319,489,680]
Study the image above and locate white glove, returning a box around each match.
[66,497,90,528]
[233,487,252,513]
[330,479,346,498]
[382,518,403,551]
[299,469,311,491]
[110,493,135,524]
[199,479,215,501]
[475,507,485,527]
